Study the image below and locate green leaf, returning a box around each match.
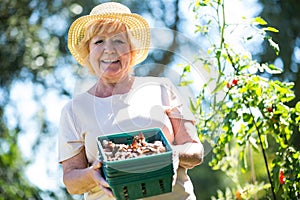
[194,0,201,8]
[203,63,211,73]
[249,136,259,151]
[268,38,280,55]
[282,93,295,102]
[183,64,191,73]
[240,148,248,172]
[284,126,291,140]
[189,99,196,113]
[259,134,269,149]
[195,0,211,7]
[195,25,209,34]
[254,85,262,96]
[295,102,300,113]
[262,26,279,33]
[251,16,268,25]
[293,151,300,159]
[296,115,300,127]
[212,81,226,93]
[264,63,282,74]
[243,113,252,122]
[180,80,193,86]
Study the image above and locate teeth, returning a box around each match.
[102,59,118,63]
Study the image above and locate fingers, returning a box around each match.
[91,160,109,187]
[91,160,102,170]
[179,162,194,169]
[90,160,114,197]
[100,185,114,197]
[95,172,109,187]
[97,174,114,197]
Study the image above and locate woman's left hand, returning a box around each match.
[172,143,204,169]
[170,118,204,169]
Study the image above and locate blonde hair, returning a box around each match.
[75,19,138,74]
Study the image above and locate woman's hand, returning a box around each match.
[172,143,203,169]
[89,160,114,196]
[170,118,204,169]
[61,148,113,197]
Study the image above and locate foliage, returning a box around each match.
[183,0,300,199]
[0,126,43,199]
[0,0,77,198]
[258,0,300,106]
[211,182,270,200]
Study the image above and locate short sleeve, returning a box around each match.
[161,78,195,122]
[58,102,84,163]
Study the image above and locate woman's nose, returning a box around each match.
[103,40,115,54]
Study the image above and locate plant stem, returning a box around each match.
[248,108,277,200]
[249,144,256,184]
[249,144,258,200]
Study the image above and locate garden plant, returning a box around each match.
[180,0,300,199]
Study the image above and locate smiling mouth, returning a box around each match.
[101,59,120,64]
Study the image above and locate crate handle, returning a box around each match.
[123,186,129,200]
[159,179,165,192]
[141,183,147,195]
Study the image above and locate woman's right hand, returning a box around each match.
[90,160,114,197]
[61,148,114,197]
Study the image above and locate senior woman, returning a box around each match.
[58,2,203,200]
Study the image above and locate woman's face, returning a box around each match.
[88,26,132,83]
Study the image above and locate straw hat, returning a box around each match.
[68,2,150,67]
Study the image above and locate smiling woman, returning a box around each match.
[76,20,136,78]
[58,2,203,200]
[87,21,132,84]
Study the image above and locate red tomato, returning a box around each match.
[232,79,238,85]
[279,169,286,184]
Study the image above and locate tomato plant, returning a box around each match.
[182,0,300,199]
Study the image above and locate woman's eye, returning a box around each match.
[94,40,104,44]
[114,39,125,44]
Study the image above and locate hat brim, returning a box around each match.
[68,13,150,67]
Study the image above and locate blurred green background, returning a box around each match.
[1,0,299,199]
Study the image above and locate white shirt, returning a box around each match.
[58,76,196,200]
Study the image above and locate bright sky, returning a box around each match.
[6,0,262,196]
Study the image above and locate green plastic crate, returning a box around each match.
[104,164,173,181]
[97,128,173,173]
[109,173,172,200]
[97,128,174,200]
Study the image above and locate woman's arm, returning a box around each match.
[61,147,113,196]
[170,118,204,169]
